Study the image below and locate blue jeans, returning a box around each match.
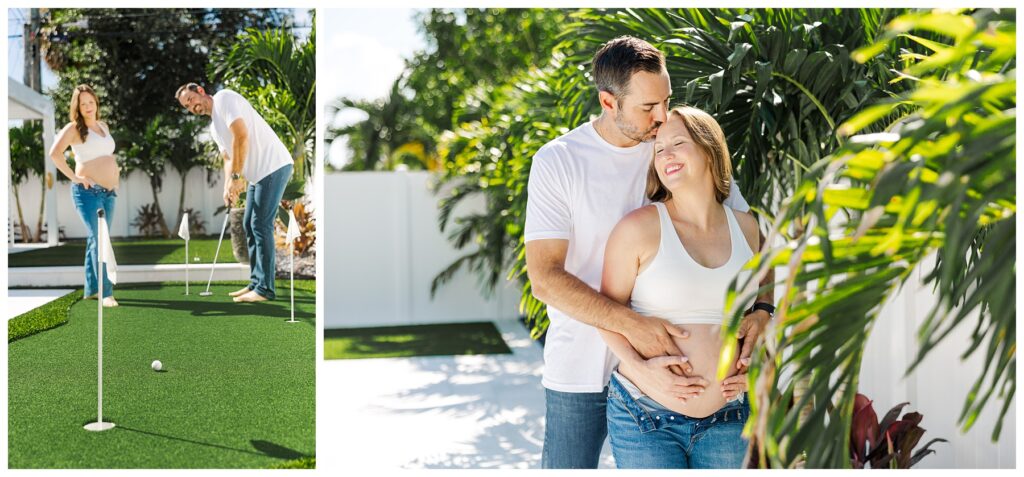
[70,183,116,298]
[607,373,749,469]
[541,387,608,469]
[243,164,292,299]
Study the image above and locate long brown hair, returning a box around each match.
[645,106,732,203]
[69,84,101,141]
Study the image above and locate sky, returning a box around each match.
[320,8,424,168]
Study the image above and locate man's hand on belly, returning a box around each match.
[622,315,693,375]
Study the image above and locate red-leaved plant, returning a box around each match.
[850,393,947,468]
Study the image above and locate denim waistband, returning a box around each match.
[73,182,117,196]
[608,372,748,433]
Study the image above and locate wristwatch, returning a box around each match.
[231,172,241,181]
[752,302,775,317]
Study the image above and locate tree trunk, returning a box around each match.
[34,174,45,242]
[229,207,250,264]
[149,176,171,238]
[13,184,32,242]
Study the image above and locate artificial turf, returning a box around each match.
[323,321,512,360]
[7,281,315,468]
[8,236,238,267]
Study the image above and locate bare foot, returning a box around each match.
[229,286,251,297]
[233,290,268,303]
[102,296,119,308]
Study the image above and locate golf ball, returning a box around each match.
[151,360,162,371]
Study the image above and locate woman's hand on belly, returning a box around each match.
[619,355,709,402]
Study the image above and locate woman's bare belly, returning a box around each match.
[76,156,119,190]
[620,324,739,418]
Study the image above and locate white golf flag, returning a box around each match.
[178,213,190,241]
[98,217,118,284]
[286,210,300,243]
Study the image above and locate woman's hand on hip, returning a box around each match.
[75,174,93,189]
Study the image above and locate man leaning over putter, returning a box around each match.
[176,83,293,303]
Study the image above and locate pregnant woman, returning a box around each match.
[599,106,761,468]
[48,84,120,307]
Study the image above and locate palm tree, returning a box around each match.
[166,115,218,232]
[121,115,172,237]
[324,76,437,171]
[210,20,316,181]
[9,121,44,242]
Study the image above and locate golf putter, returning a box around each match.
[201,208,231,296]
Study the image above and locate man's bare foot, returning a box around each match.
[102,296,119,308]
[229,287,251,297]
[233,290,268,303]
[84,293,98,300]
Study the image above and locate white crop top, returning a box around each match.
[629,201,754,325]
[70,124,115,163]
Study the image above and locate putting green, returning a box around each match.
[7,282,315,468]
[8,237,238,267]
[324,322,512,359]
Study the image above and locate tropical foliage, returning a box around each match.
[719,8,1015,468]
[8,121,45,242]
[849,393,946,469]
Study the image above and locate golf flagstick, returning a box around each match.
[85,209,115,432]
[286,210,300,323]
[178,213,190,295]
[201,208,231,296]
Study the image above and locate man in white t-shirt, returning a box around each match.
[525,36,774,468]
[176,83,294,303]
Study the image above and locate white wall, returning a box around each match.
[8,167,227,239]
[859,256,1015,468]
[323,171,520,328]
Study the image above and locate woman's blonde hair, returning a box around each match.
[69,84,101,141]
[645,105,732,203]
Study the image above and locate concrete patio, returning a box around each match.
[322,319,614,469]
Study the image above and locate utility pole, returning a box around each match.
[24,8,42,92]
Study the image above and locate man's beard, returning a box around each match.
[615,114,660,143]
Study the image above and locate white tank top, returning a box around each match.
[69,124,115,163]
[630,201,754,325]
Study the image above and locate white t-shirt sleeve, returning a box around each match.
[219,93,245,129]
[723,179,750,212]
[524,149,572,242]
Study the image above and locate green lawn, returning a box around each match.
[8,281,315,468]
[8,237,238,267]
[324,322,512,360]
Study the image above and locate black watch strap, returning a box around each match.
[752,302,775,316]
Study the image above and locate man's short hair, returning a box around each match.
[175,82,202,101]
[592,36,666,99]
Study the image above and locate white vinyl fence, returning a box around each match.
[8,167,228,240]
[323,171,520,328]
[858,256,1015,469]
